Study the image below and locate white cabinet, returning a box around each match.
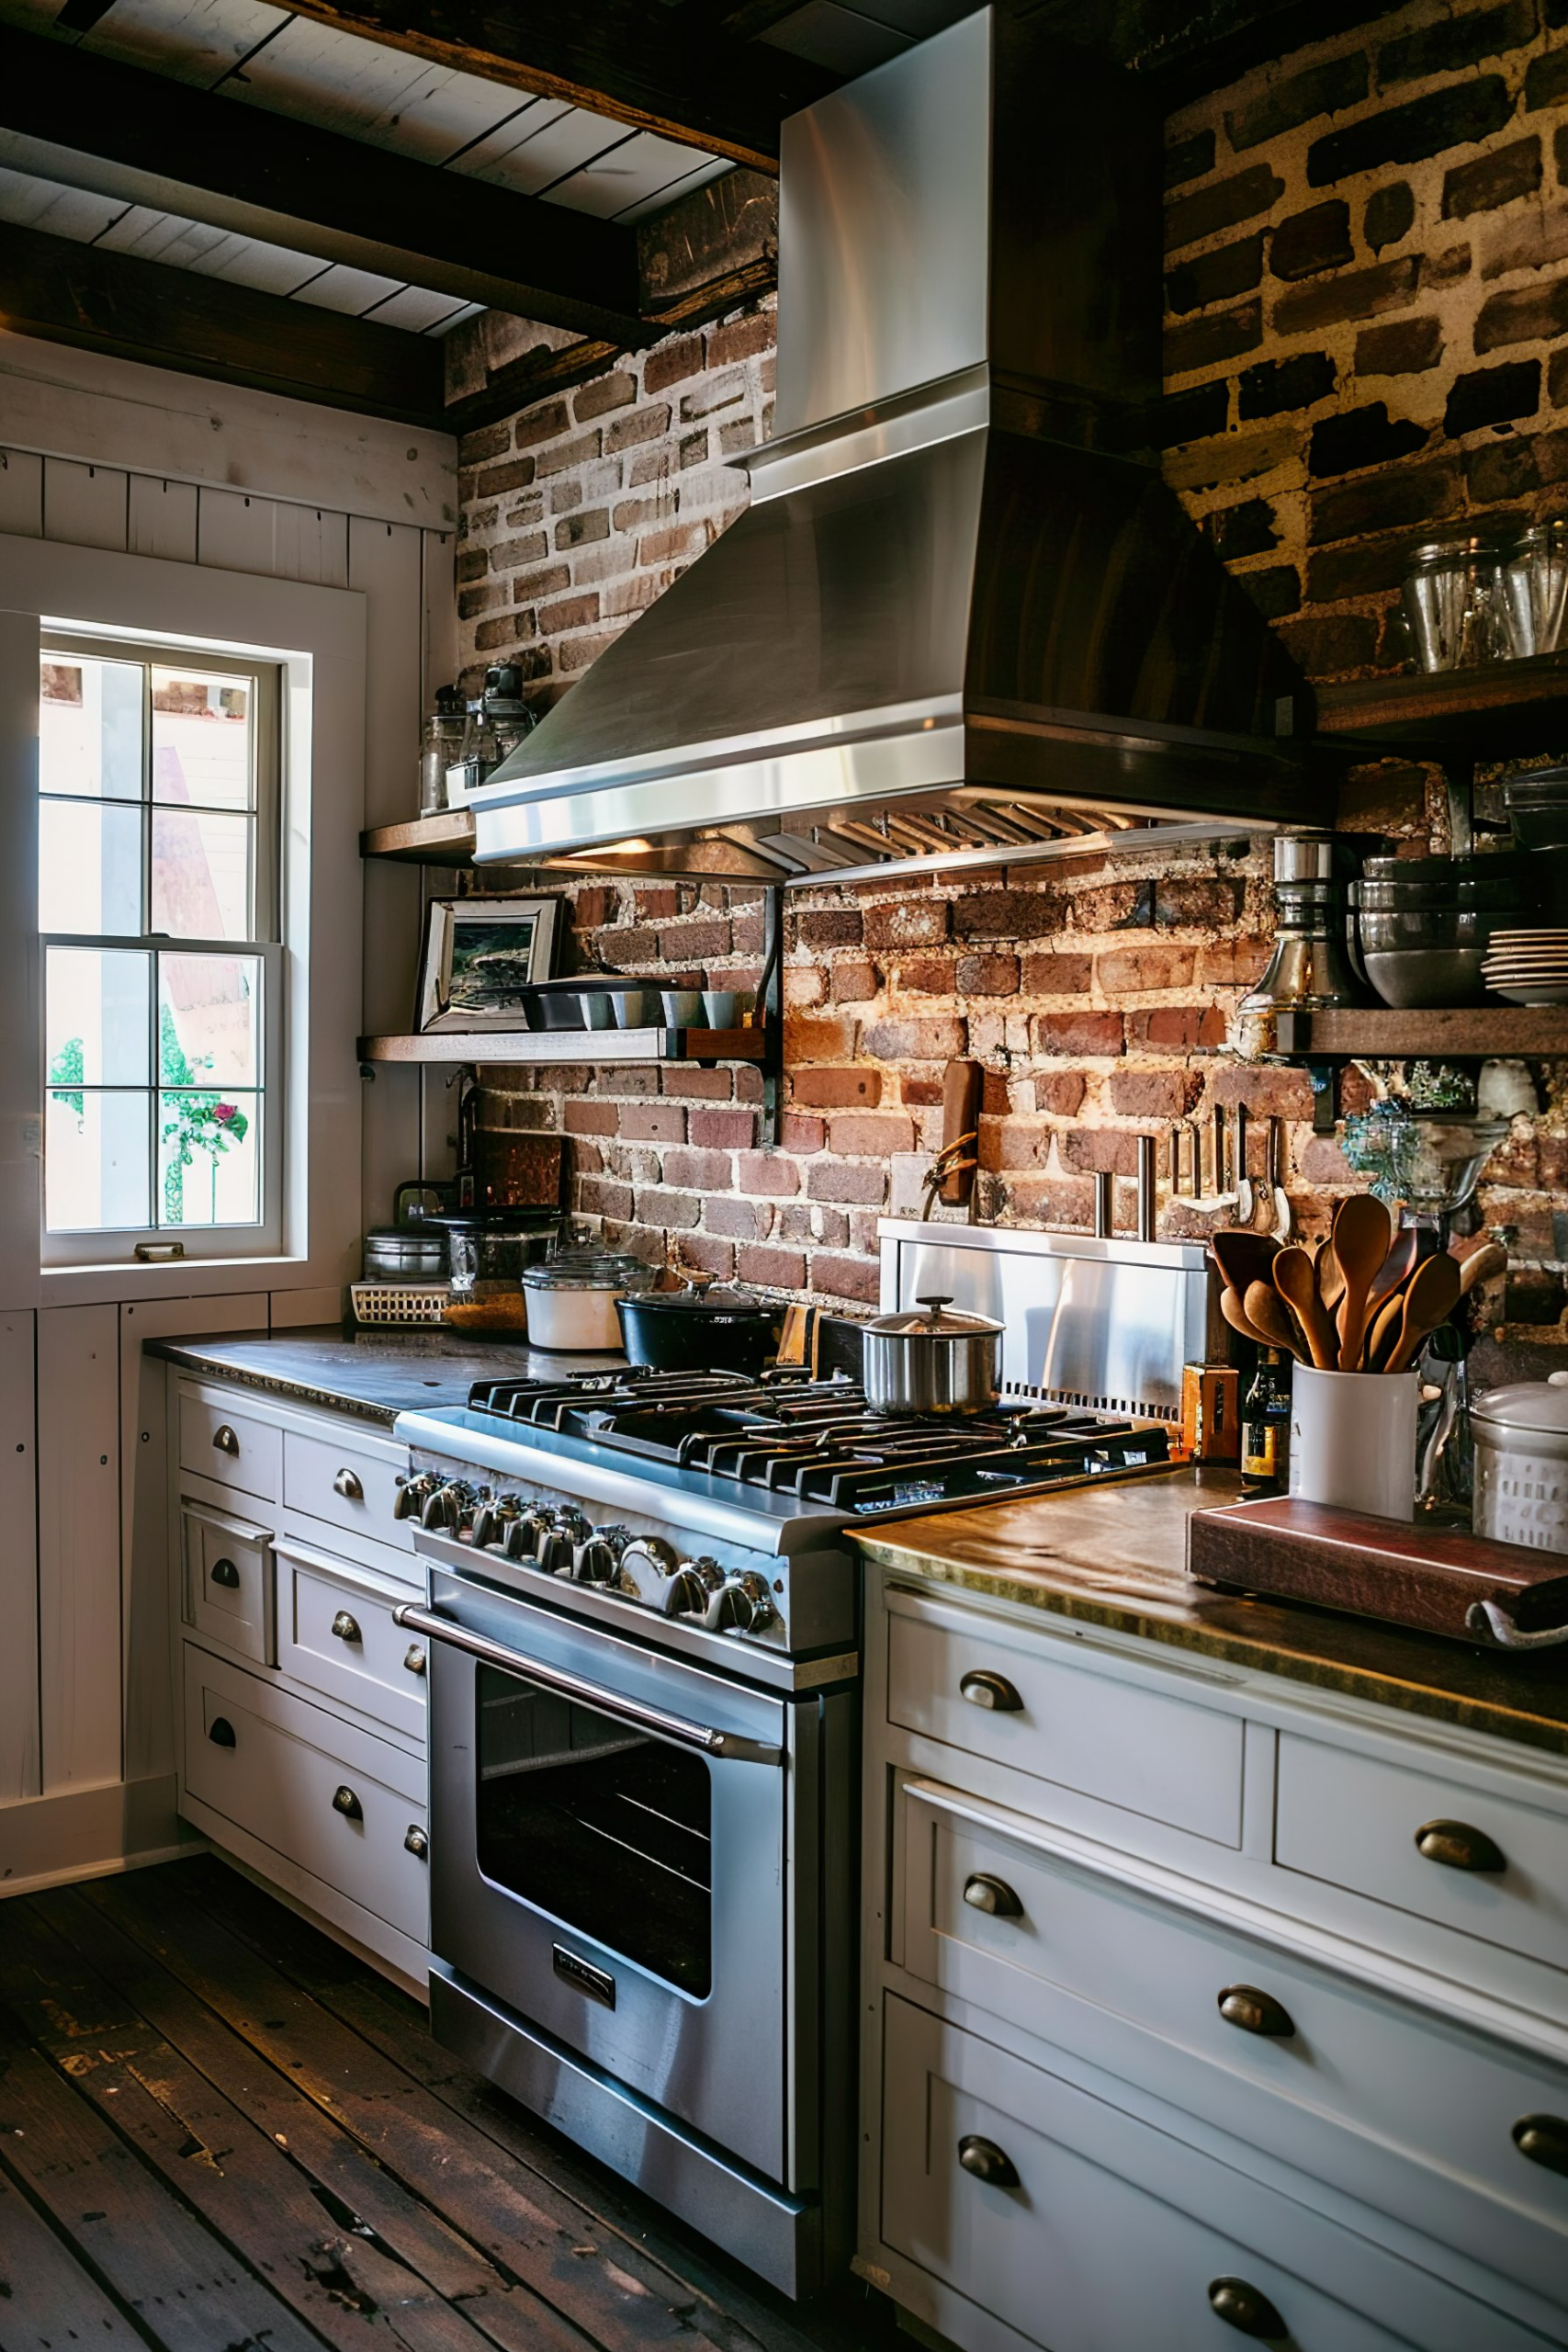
[169,1372,426,1990]
[860,1568,1568,2352]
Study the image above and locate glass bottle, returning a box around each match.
[1241,1349,1292,1494]
[419,684,467,816]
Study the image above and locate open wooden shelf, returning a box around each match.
[1315,651,1568,757]
[361,809,479,865]
[356,1024,769,1066]
[1274,1005,1568,1058]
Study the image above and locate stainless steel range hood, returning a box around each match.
[471,7,1321,885]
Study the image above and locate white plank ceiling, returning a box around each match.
[0,0,732,333]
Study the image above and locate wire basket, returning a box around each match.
[351,1280,450,1328]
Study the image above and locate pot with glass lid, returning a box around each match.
[523,1248,656,1351]
[862,1295,1003,1416]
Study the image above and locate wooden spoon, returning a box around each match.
[1383,1250,1462,1375]
[1456,1239,1507,1297]
[1363,1288,1405,1372]
[1368,1226,1421,1310]
[1314,1238,1346,1317]
[1272,1246,1338,1369]
[1212,1230,1280,1301]
[1331,1193,1393,1374]
[1244,1279,1306,1359]
[1221,1286,1277,1351]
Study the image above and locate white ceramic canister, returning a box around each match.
[1472,1373,1568,1553]
[1289,1363,1419,1521]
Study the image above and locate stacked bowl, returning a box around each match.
[1349,853,1539,1007]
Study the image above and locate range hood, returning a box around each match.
[471,7,1322,886]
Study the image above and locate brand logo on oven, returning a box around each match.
[553,1946,616,2007]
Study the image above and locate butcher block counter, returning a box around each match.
[856,1464,1568,1758]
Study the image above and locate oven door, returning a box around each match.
[409,1557,807,2188]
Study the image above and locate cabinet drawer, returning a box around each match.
[276,1537,427,1744]
[881,1996,1550,2352]
[178,1388,279,1502]
[181,1504,275,1668]
[897,1777,1568,2304]
[182,1646,428,1942]
[886,1592,1243,1846]
[1275,1733,1568,1978]
[283,1428,411,1553]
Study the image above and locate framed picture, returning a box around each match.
[415,897,561,1032]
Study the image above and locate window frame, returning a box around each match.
[37,628,287,1268]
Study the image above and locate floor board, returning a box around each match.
[0,1857,897,2352]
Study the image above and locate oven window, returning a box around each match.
[474,1665,713,1998]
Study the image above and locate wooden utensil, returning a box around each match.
[1314,1238,1346,1316]
[1331,1193,1393,1374]
[1384,1250,1462,1374]
[1363,1288,1405,1372]
[1245,1278,1306,1358]
[1212,1230,1280,1301]
[938,1059,984,1207]
[1367,1225,1421,1310]
[1456,1239,1507,1297]
[1272,1245,1338,1369]
[1221,1287,1278,1351]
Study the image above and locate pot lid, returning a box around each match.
[625,1285,776,1317]
[866,1293,1004,1340]
[1473,1374,1568,1436]
[525,1251,653,1292]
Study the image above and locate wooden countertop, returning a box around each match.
[857,1467,1568,1758]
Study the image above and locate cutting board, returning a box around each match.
[1188,1495,1568,1653]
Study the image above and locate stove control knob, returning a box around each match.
[573,1524,630,1584]
[535,1523,577,1576]
[711,1573,776,1634]
[664,1555,725,1619]
[395,1473,439,1521]
[469,1502,499,1549]
[421,1482,467,1532]
[502,1508,551,1562]
[555,1506,593,1546]
[619,1535,680,1604]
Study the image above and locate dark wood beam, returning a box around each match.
[273,0,833,172]
[0,26,647,344]
[0,220,446,426]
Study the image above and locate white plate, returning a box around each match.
[1494,984,1568,1005]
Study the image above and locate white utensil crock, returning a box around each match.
[1289,1363,1418,1521]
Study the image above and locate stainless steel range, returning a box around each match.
[390,1226,1213,2298]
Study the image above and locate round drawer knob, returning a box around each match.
[1218,1984,1296,2040]
[1513,2114,1568,2177]
[212,1425,240,1456]
[207,1716,236,1747]
[1415,1818,1506,1873]
[962,1872,1023,1918]
[209,1557,241,1590]
[1207,2278,1286,2338]
[404,1644,427,1677]
[404,1826,429,1860]
[956,2135,1019,2188]
[333,1468,365,1501]
[330,1610,363,1645]
[959,1669,1022,1713]
[332,1785,364,1823]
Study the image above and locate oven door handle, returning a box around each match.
[391,1605,784,1765]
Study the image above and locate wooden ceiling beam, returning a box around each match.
[0,26,648,345]
[0,219,446,426]
[274,0,833,172]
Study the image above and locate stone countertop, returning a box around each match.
[146,1328,623,1427]
[857,1467,1568,1759]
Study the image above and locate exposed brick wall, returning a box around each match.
[455,3,1568,1350]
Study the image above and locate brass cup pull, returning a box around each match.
[212,1424,240,1456]
[404,1644,427,1677]
[1513,2114,1568,2177]
[1218,1984,1296,2040]
[332,1785,364,1822]
[1208,2278,1286,2338]
[333,1468,365,1501]
[331,1610,363,1645]
[209,1557,241,1590]
[956,2135,1019,2188]
[207,1716,236,1747]
[1415,1817,1506,1873]
[404,1826,430,1860]
[959,1669,1023,1713]
[963,1872,1023,1918]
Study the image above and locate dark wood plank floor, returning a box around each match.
[0,1857,897,2352]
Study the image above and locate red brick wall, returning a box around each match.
[455,0,1568,1345]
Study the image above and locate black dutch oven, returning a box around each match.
[616,1283,785,1376]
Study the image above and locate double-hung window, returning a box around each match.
[39,632,283,1263]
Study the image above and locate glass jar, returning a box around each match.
[1402,534,1511,673]
[419,684,467,816]
[446,664,536,806]
[1502,517,1568,660]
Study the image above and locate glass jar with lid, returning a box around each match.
[1502,516,1568,659]
[419,684,467,816]
[523,1250,657,1351]
[1402,534,1511,672]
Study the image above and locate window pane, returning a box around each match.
[39,655,142,800]
[151,808,253,940]
[40,797,143,933]
[46,948,152,1087]
[158,954,260,1088]
[45,1090,151,1232]
[159,1091,261,1227]
[152,670,253,809]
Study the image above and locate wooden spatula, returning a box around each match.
[1221,1287,1277,1351]
[1384,1250,1462,1374]
[1245,1279,1305,1358]
[1331,1193,1393,1373]
[1273,1245,1338,1369]
[1212,1230,1280,1301]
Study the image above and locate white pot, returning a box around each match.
[1289,1363,1418,1521]
[1472,1374,1568,1554]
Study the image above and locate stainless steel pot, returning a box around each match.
[363,1227,447,1279]
[862,1294,1002,1415]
